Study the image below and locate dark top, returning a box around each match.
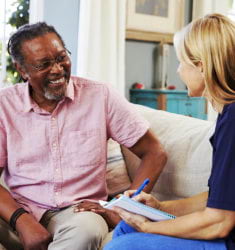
[208,103,235,250]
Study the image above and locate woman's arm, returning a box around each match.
[160,191,208,216]
[115,191,235,240]
[145,207,235,239]
[125,190,208,216]
[115,206,235,240]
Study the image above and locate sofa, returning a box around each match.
[0,104,215,250]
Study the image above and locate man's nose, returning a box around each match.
[50,61,63,73]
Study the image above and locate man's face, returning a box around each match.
[17,32,71,102]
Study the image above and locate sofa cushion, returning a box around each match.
[106,139,131,197]
[124,104,215,201]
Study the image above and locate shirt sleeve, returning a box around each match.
[207,116,235,210]
[105,85,149,148]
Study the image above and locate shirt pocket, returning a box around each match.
[66,129,102,166]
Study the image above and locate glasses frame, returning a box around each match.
[25,48,71,73]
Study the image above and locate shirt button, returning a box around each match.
[55,192,58,196]
[53,143,57,147]
[56,168,59,172]
[52,117,56,121]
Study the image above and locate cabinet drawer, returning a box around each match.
[130,89,207,120]
[130,93,157,109]
[167,98,206,116]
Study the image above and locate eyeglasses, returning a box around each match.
[27,49,71,72]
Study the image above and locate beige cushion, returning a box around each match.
[0,175,7,190]
[124,105,215,200]
[106,139,131,197]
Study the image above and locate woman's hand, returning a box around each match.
[114,207,150,232]
[124,190,161,210]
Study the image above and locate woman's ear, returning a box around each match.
[197,61,203,73]
[14,62,29,81]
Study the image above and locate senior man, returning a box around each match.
[0,22,167,250]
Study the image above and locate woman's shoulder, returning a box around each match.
[223,102,235,115]
[218,102,235,124]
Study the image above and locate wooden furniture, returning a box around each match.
[126,29,173,43]
[130,89,207,120]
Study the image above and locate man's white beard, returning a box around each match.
[44,89,64,101]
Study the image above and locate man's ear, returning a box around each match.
[14,62,29,81]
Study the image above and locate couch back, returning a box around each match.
[122,104,215,201]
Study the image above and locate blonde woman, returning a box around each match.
[104,13,235,250]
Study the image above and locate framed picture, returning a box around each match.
[126,0,185,36]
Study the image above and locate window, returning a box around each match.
[0,0,29,87]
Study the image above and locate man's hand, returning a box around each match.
[73,201,121,229]
[16,213,52,250]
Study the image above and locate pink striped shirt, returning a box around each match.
[0,76,149,221]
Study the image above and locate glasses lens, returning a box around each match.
[37,61,52,71]
[32,49,71,72]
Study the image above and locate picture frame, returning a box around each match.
[126,0,185,43]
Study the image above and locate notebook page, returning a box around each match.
[104,195,176,221]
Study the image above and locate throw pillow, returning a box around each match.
[106,139,131,197]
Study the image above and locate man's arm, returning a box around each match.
[0,168,52,250]
[127,129,167,192]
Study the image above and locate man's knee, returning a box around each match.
[47,210,108,250]
[75,223,105,249]
[64,212,108,248]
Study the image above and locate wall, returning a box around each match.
[125,40,156,95]
[125,0,193,99]
[43,0,80,75]
[125,42,186,99]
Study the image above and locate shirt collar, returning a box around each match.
[65,78,74,101]
[22,83,34,113]
[22,78,75,113]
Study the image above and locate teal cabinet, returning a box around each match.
[130,89,207,120]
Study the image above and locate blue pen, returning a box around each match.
[131,178,150,198]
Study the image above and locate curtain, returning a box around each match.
[193,0,231,19]
[77,0,126,94]
[29,0,45,23]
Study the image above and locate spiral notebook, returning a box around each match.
[100,195,176,221]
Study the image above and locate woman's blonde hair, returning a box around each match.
[174,13,235,107]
